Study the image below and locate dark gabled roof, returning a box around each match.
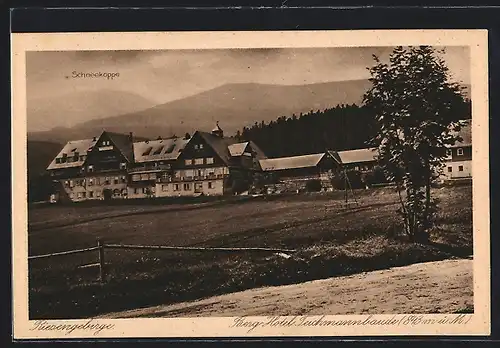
[248,141,268,160]
[104,131,135,163]
[450,119,472,147]
[197,131,235,165]
[196,132,269,166]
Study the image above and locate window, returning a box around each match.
[199,144,204,149]
[121,176,127,183]
[446,149,452,157]
[120,162,127,169]
[208,182,214,189]
[162,172,169,180]
[88,165,94,172]
[132,174,140,181]
[162,185,168,192]
[183,183,191,191]
[95,177,101,185]
[114,177,119,184]
[69,193,74,199]
[102,140,110,146]
[88,178,94,186]
[174,184,180,191]
[457,148,464,156]
[206,157,214,164]
[194,158,204,165]
[142,188,149,194]
[197,170,202,177]
[96,191,101,197]
[134,188,139,194]
[64,180,69,187]
[89,191,94,198]
[194,144,199,150]
[56,158,61,164]
[77,192,83,199]
[69,180,74,188]
[447,166,452,172]
[82,192,86,198]
[79,155,85,161]
[104,177,110,185]
[122,189,127,196]
[459,165,464,172]
[185,159,193,166]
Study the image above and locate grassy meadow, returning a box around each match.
[28,184,472,319]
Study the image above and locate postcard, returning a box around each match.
[11,29,490,339]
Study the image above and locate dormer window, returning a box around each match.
[199,144,204,150]
[457,148,464,156]
[446,149,452,157]
[120,162,127,169]
[194,145,199,150]
[88,165,94,172]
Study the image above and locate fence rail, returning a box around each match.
[104,244,295,253]
[28,239,296,283]
[27,246,100,260]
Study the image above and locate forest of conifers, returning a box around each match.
[237,104,378,158]
[236,103,470,158]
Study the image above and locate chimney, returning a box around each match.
[129,132,133,142]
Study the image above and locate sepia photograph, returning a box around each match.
[11,30,490,338]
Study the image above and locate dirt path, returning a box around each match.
[100,259,473,318]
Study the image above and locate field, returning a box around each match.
[28,185,473,319]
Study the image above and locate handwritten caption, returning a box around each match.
[230,314,473,333]
[30,319,115,336]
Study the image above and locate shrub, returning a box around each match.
[231,179,250,194]
[305,179,322,192]
[331,170,364,190]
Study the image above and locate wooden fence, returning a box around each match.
[28,239,296,283]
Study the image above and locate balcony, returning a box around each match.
[163,174,226,183]
[128,163,172,174]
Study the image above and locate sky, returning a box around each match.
[26,46,471,106]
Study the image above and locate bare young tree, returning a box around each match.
[363,46,469,243]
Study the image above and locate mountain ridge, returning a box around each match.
[28,80,374,143]
[28,80,471,144]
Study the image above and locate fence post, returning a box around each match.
[97,239,106,283]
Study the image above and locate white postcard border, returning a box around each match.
[11,29,490,338]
